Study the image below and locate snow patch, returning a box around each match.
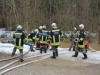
[0,43,100,64]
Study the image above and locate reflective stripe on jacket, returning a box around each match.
[25,31,36,42]
[13,30,25,49]
[78,37,85,48]
[49,29,63,46]
[39,29,49,44]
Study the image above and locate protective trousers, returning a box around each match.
[29,41,35,51]
[51,46,58,52]
[69,39,76,51]
[50,46,58,59]
[73,47,87,59]
[75,47,86,54]
[12,47,23,59]
[12,47,16,57]
[19,49,23,60]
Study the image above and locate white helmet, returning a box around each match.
[79,24,84,29]
[17,25,22,30]
[73,27,77,30]
[34,29,39,32]
[51,23,57,27]
[42,25,46,29]
[39,26,42,30]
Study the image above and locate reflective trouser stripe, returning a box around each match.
[42,36,43,41]
[59,35,60,42]
[53,35,55,43]
[19,39,21,47]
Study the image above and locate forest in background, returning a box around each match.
[0,0,100,32]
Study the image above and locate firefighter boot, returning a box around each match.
[56,50,58,57]
[50,52,56,59]
[82,53,87,59]
[72,52,78,57]
[20,59,24,62]
[40,49,42,53]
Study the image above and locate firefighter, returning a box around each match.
[35,26,42,49]
[36,26,43,41]
[35,26,43,45]
[69,27,79,51]
[49,23,64,59]
[12,25,25,62]
[39,25,49,53]
[38,26,43,33]
[25,29,38,51]
[72,24,87,59]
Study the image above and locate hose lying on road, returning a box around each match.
[0,49,30,62]
[0,47,96,74]
[0,52,52,71]
[1,48,97,75]
[0,49,66,71]
[0,54,51,75]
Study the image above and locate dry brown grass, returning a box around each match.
[85,37,100,50]
[59,38,71,48]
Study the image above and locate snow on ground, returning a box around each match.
[0,42,100,64]
[0,42,29,54]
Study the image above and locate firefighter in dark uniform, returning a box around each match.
[36,26,43,41]
[38,26,43,33]
[25,29,38,51]
[35,26,42,48]
[72,24,87,59]
[12,25,25,62]
[39,25,49,53]
[49,23,64,59]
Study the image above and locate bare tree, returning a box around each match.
[0,0,100,33]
